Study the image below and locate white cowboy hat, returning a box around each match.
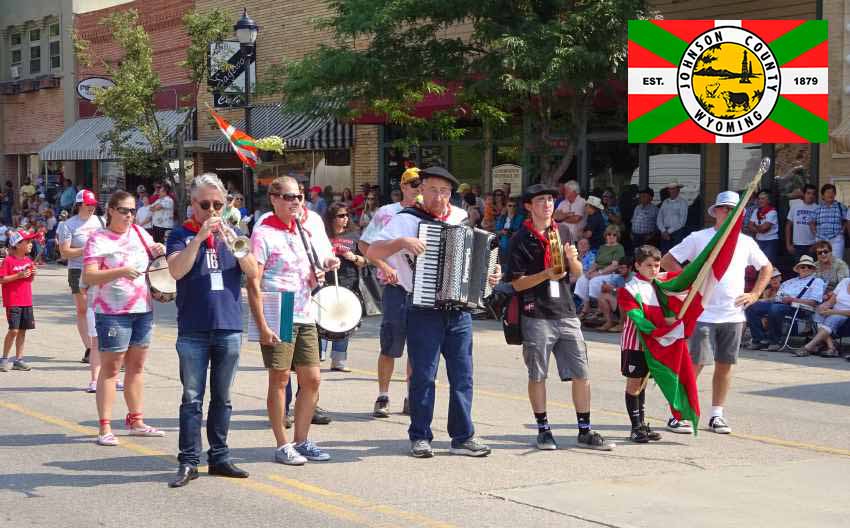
[793,255,817,273]
[707,191,740,218]
[586,195,605,210]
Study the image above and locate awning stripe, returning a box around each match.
[209,103,352,152]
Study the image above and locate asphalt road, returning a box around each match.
[1,264,849,527]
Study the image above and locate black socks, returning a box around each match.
[577,412,591,433]
[625,392,641,429]
[534,412,550,433]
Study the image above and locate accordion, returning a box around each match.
[411,222,499,310]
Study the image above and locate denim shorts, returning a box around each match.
[95,312,154,353]
[379,285,408,358]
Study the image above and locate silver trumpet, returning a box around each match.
[215,214,251,258]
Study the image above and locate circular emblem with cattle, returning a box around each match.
[677,26,780,137]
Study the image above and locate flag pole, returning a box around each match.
[676,158,771,319]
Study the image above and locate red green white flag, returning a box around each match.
[618,195,745,428]
[209,108,258,168]
[628,20,827,143]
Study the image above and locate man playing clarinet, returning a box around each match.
[367,166,499,458]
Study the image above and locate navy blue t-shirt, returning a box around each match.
[166,226,243,333]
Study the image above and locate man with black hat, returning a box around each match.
[631,188,658,248]
[507,184,614,452]
[367,166,498,458]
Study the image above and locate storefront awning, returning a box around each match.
[38,109,191,161]
[209,103,353,152]
[830,116,850,153]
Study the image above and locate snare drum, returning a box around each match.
[147,255,176,303]
[313,285,362,341]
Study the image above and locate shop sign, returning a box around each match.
[492,164,522,193]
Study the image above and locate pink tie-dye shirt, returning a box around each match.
[83,227,154,314]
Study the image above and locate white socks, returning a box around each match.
[711,406,724,418]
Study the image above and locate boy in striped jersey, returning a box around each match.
[617,245,669,443]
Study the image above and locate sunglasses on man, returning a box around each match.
[198,200,224,211]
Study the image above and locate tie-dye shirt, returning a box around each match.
[251,215,333,324]
[84,227,154,314]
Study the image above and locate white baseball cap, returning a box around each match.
[708,191,740,218]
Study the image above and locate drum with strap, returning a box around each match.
[313,285,362,341]
[147,255,176,303]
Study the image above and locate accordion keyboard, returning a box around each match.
[412,223,443,307]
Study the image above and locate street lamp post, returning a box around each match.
[234,8,258,212]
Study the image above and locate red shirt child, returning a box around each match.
[0,230,37,371]
[0,247,35,306]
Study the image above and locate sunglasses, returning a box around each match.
[271,193,303,202]
[408,180,421,188]
[335,213,349,219]
[114,206,137,216]
[817,249,831,255]
[605,232,618,237]
[198,200,224,211]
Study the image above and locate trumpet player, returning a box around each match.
[165,173,258,488]
[506,184,614,452]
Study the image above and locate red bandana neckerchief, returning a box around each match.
[756,205,775,221]
[183,218,214,249]
[261,213,296,233]
[524,218,558,268]
[416,204,452,222]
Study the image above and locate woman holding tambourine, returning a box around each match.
[82,190,166,446]
[321,202,367,371]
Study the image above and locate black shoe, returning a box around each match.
[168,464,198,488]
[208,462,249,479]
[642,423,662,441]
[311,406,332,425]
[81,348,90,364]
[629,427,650,443]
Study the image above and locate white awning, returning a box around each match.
[38,109,191,161]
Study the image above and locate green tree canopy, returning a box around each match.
[279,0,646,185]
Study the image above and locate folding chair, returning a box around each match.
[779,302,815,351]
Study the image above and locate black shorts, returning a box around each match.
[7,306,35,330]
[621,348,648,378]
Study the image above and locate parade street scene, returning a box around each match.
[0,0,849,527]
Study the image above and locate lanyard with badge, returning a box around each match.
[205,237,224,291]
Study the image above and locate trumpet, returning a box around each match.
[213,212,251,258]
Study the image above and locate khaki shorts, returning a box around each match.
[261,323,320,370]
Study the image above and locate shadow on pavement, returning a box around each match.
[747,380,850,407]
[46,454,174,473]
[0,433,90,447]
[0,471,172,497]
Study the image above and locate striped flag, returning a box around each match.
[209,108,258,168]
[628,20,827,143]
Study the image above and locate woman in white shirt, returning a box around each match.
[747,191,779,262]
[800,277,850,358]
[148,182,174,243]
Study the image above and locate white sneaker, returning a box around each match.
[86,381,97,393]
[275,443,307,466]
[709,416,732,434]
[666,418,694,434]
[0,359,10,372]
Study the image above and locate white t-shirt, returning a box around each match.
[360,203,404,244]
[57,214,106,269]
[135,205,153,229]
[152,196,174,228]
[555,196,586,242]
[833,278,850,311]
[670,228,769,323]
[749,208,779,240]
[372,206,468,293]
[786,200,817,246]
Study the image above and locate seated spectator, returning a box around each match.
[745,255,824,351]
[596,258,633,332]
[574,225,625,318]
[798,277,850,358]
[760,269,782,301]
[583,196,606,249]
[812,240,849,292]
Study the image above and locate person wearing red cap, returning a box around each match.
[0,230,38,372]
[57,189,105,369]
[307,185,327,217]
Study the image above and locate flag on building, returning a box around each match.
[209,108,258,168]
[618,194,746,428]
[628,20,827,144]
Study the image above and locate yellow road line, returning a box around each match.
[0,399,398,526]
[268,475,456,528]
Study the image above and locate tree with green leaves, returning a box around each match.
[75,8,232,218]
[279,0,645,186]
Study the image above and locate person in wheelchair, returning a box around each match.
[745,255,824,351]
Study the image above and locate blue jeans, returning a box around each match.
[320,337,349,365]
[745,301,794,345]
[176,330,241,467]
[406,307,474,443]
[757,239,780,263]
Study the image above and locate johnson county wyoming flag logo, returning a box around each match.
[628,20,827,143]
